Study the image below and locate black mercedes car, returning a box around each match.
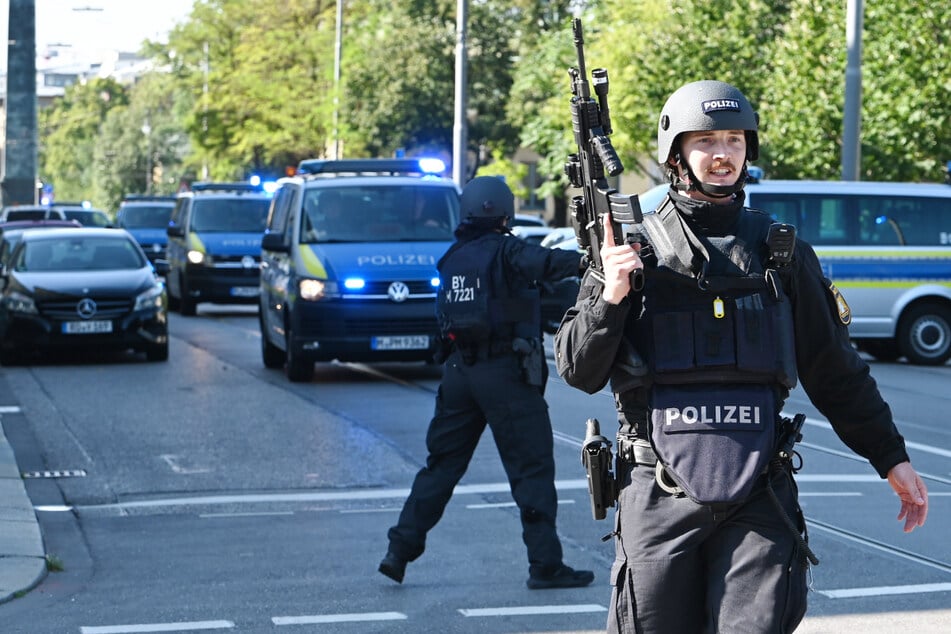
[0,228,168,363]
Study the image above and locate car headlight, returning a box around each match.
[299,278,339,301]
[3,291,38,315]
[187,249,211,266]
[134,284,165,311]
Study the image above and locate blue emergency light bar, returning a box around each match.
[297,158,447,177]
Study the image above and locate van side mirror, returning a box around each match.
[261,231,289,253]
[167,225,184,238]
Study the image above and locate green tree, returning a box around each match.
[91,72,193,211]
[39,78,128,206]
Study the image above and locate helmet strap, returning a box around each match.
[669,153,748,199]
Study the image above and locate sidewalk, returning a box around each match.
[0,413,46,604]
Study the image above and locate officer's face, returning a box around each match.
[677,129,747,201]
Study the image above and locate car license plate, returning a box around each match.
[230,286,259,297]
[371,335,430,350]
[62,320,113,334]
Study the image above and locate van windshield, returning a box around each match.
[300,185,459,243]
[190,199,270,233]
[120,205,174,229]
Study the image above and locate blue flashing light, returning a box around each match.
[249,174,262,186]
[261,181,279,194]
[430,277,441,288]
[343,278,366,290]
[418,158,446,175]
[875,215,887,225]
[81,200,92,209]
[746,165,764,182]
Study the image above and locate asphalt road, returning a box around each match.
[0,304,948,633]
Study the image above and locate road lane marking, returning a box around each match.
[272,612,406,625]
[817,582,951,599]
[466,500,576,509]
[459,604,607,617]
[80,621,234,633]
[76,476,900,511]
[0,405,22,413]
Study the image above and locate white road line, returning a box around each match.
[0,405,21,413]
[799,416,951,459]
[77,476,896,511]
[817,582,951,599]
[459,604,607,617]
[272,612,406,625]
[198,511,294,519]
[466,500,576,509]
[80,621,234,634]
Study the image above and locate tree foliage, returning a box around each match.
[37,0,951,206]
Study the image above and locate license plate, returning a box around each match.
[230,286,259,297]
[62,320,113,334]
[371,335,430,351]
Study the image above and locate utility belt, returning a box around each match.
[454,338,514,363]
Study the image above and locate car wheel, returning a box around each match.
[285,327,313,382]
[260,315,285,369]
[179,275,197,316]
[146,341,169,362]
[897,302,951,366]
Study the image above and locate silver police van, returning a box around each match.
[640,179,951,365]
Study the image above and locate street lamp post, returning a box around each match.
[141,119,152,194]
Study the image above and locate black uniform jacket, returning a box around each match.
[554,209,910,480]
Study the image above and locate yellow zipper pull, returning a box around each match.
[713,296,725,319]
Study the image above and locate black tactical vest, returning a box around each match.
[633,199,799,504]
[436,234,540,346]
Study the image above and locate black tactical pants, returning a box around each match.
[607,462,809,634]
[386,349,564,576]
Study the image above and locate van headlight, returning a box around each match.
[187,250,211,266]
[3,291,38,315]
[134,284,165,311]
[299,279,339,301]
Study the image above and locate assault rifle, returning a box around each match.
[564,18,644,290]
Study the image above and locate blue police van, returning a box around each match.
[639,178,951,365]
[166,182,272,316]
[259,158,460,382]
[116,195,176,274]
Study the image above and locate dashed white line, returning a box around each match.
[272,612,407,625]
[79,621,234,633]
[818,582,951,599]
[459,604,607,617]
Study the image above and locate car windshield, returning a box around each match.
[63,209,110,227]
[299,185,458,243]
[15,236,145,272]
[120,205,173,229]
[190,198,270,232]
[4,209,48,221]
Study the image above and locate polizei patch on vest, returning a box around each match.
[661,404,763,432]
[701,99,740,114]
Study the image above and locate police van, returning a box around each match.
[116,194,176,274]
[166,182,272,316]
[259,158,460,382]
[640,178,951,365]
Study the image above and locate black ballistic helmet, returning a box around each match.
[657,80,759,197]
[460,176,515,221]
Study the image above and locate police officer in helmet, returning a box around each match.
[380,176,594,589]
[555,80,928,633]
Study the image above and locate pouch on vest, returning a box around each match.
[649,384,777,505]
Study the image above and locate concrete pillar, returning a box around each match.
[2,0,38,206]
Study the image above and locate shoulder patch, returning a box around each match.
[828,282,852,325]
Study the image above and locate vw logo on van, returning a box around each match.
[387,281,410,303]
[76,298,98,319]
[241,255,256,269]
